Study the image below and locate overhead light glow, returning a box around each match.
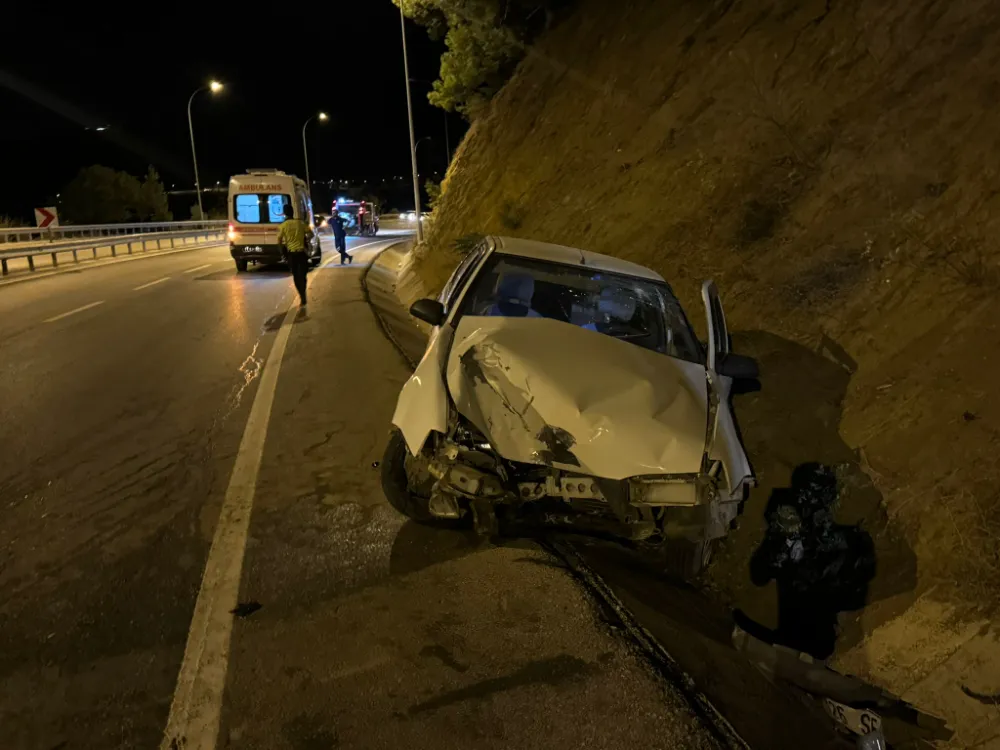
[209,80,224,93]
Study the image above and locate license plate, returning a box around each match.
[824,698,882,736]
[245,246,263,253]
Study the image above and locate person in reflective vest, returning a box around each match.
[278,204,309,306]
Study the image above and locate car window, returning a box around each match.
[233,193,291,224]
[457,254,702,362]
[440,242,487,312]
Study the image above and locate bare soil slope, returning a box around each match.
[415,0,1000,725]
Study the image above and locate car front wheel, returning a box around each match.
[660,537,714,580]
[380,428,437,522]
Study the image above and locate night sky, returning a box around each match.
[0,4,460,221]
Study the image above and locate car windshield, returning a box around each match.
[457,254,703,362]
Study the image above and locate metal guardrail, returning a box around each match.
[0,228,225,276]
[0,220,227,245]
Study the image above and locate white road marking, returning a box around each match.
[161,237,401,750]
[43,300,105,323]
[133,276,171,291]
[183,263,214,274]
[160,313,294,750]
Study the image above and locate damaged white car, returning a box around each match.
[382,236,758,576]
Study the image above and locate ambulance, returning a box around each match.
[227,169,322,272]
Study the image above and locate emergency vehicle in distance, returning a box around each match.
[227,169,322,272]
[332,198,379,237]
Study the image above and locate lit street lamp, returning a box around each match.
[187,80,223,220]
[302,112,329,198]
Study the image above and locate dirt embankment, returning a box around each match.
[413,0,1000,740]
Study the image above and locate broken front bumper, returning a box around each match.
[423,438,742,541]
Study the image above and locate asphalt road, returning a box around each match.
[0,234,726,749]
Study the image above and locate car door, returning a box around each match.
[702,281,754,499]
[392,239,494,455]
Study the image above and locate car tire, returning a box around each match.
[235,259,248,272]
[380,428,437,522]
[662,537,713,580]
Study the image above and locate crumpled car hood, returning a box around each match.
[446,316,709,480]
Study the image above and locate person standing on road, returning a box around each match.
[278,204,310,306]
[332,211,350,265]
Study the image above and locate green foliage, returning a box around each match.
[396,0,556,118]
[61,166,137,224]
[0,215,25,228]
[136,167,172,221]
[431,22,522,118]
[424,178,443,210]
[61,165,171,224]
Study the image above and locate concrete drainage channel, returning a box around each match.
[360,244,861,749]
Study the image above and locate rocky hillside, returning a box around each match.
[414,0,1000,739]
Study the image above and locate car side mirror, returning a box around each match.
[717,353,759,380]
[410,298,445,326]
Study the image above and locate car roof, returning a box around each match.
[492,236,664,282]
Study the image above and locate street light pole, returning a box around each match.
[187,80,223,221]
[399,4,424,243]
[302,112,328,199]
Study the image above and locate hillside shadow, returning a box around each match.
[714,330,917,659]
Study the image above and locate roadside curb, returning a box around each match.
[360,240,421,370]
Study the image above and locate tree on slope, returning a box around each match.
[395,0,560,119]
